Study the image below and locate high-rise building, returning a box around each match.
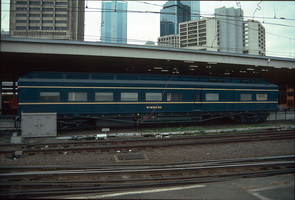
[1,30,9,38]
[189,1,201,20]
[243,20,266,56]
[162,7,266,56]
[214,6,244,53]
[101,1,127,44]
[179,18,218,51]
[160,1,200,36]
[10,0,85,41]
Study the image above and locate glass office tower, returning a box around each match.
[101,1,127,44]
[160,1,200,36]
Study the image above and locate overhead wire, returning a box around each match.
[2,1,295,57]
[3,1,295,21]
[5,6,295,31]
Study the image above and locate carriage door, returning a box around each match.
[193,91,202,112]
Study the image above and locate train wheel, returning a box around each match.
[234,115,246,123]
[257,114,268,123]
[57,120,85,130]
[75,121,84,130]
[57,121,68,130]
[234,114,268,124]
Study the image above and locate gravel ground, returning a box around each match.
[1,122,294,166]
[0,139,294,166]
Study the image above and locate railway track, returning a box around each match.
[0,130,294,156]
[0,155,294,199]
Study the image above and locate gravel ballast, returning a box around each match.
[1,122,294,166]
[0,139,293,166]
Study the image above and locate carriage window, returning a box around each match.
[68,92,87,101]
[146,93,162,101]
[121,92,138,101]
[95,92,113,101]
[167,93,182,101]
[40,92,60,102]
[256,93,267,101]
[240,94,252,101]
[206,93,219,101]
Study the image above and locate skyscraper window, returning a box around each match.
[160,1,200,36]
[101,1,127,44]
[10,0,85,41]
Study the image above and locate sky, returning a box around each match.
[1,1,295,58]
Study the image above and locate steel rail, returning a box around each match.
[0,161,294,177]
[1,155,294,176]
[0,156,293,199]
[0,131,294,155]
[1,169,293,188]
[0,130,294,149]
[0,155,293,175]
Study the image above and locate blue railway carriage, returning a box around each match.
[18,72,278,130]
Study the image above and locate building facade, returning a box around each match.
[243,20,266,56]
[10,0,85,41]
[214,6,244,54]
[159,8,266,57]
[101,1,127,44]
[179,18,218,51]
[158,34,180,48]
[160,1,200,36]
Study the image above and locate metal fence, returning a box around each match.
[268,110,295,121]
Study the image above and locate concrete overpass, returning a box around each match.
[1,37,294,81]
[1,37,295,112]
[1,38,295,67]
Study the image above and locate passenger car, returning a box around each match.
[18,72,278,130]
